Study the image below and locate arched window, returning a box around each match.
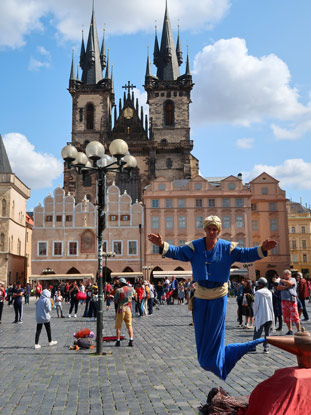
[164,100,174,126]
[2,199,6,216]
[166,158,173,169]
[0,233,5,251]
[86,104,94,130]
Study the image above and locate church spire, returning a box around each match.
[176,24,183,66]
[79,27,85,69]
[105,49,111,79]
[145,46,152,77]
[154,0,180,80]
[185,46,191,76]
[80,4,103,84]
[100,28,107,70]
[69,49,75,81]
[153,24,160,66]
[0,135,12,174]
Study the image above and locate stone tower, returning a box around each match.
[64,2,199,204]
[64,4,114,203]
[144,2,198,180]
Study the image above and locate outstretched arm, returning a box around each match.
[148,233,164,248]
[261,240,278,252]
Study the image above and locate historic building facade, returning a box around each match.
[31,185,143,282]
[0,135,31,286]
[144,173,290,281]
[287,201,311,277]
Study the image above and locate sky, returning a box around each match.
[1,0,311,211]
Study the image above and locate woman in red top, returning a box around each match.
[135,283,145,316]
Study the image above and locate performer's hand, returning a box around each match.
[261,239,278,251]
[148,233,164,247]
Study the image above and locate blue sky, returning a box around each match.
[1,0,311,211]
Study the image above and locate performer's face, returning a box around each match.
[205,225,219,241]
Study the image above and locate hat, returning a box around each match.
[257,277,268,286]
[203,215,222,232]
[119,278,127,285]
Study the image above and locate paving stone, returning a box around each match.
[1,296,306,414]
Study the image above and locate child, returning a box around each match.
[35,289,57,349]
[54,289,64,318]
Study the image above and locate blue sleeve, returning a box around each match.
[230,246,267,264]
[163,244,194,263]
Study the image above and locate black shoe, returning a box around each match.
[115,340,120,347]
[276,327,282,331]
[128,340,133,347]
[303,318,310,321]
[12,321,17,324]
[285,330,293,335]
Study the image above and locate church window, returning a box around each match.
[79,108,83,122]
[161,139,168,145]
[2,199,6,216]
[167,92,171,98]
[83,175,91,187]
[166,158,172,168]
[0,233,5,251]
[86,103,94,130]
[155,93,159,97]
[179,92,183,97]
[174,92,177,97]
[164,100,174,126]
[161,93,165,97]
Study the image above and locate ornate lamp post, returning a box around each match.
[61,139,137,355]
[103,251,116,296]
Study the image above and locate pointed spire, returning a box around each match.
[0,135,12,174]
[155,0,180,80]
[100,27,107,69]
[79,26,85,69]
[176,24,183,66]
[145,46,152,77]
[185,45,191,76]
[145,114,148,136]
[136,98,139,112]
[105,49,111,79]
[70,49,75,81]
[111,64,114,93]
[81,5,103,84]
[141,106,144,121]
[119,98,122,113]
[132,91,134,102]
[153,24,160,66]
[114,106,117,124]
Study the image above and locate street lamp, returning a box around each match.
[61,139,137,355]
[103,251,116,296]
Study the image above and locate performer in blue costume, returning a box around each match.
[148,215,277,380]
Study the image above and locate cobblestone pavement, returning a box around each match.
[0,296,308,415]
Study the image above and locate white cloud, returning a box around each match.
[28,57,50,71]
[236,138,254,149]
[191,38,308,126]
[271,117,311,140]
[3,133,63,189]
[0,0,230,48]
[243,158,311,190]
[28,45,51,71]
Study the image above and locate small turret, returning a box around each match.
[105,49,111,79]
[100,28,107,70]
[176,25,183,66]
[69,49,75,81]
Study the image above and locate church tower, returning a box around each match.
[144,2,198,180]
[64,4,114,203]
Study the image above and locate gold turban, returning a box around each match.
[203,215,222,232]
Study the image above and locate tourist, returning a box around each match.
[35,288,57,349]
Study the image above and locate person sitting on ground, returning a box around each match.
[148,215,277,380]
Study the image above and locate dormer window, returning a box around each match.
[164,100,174,126]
